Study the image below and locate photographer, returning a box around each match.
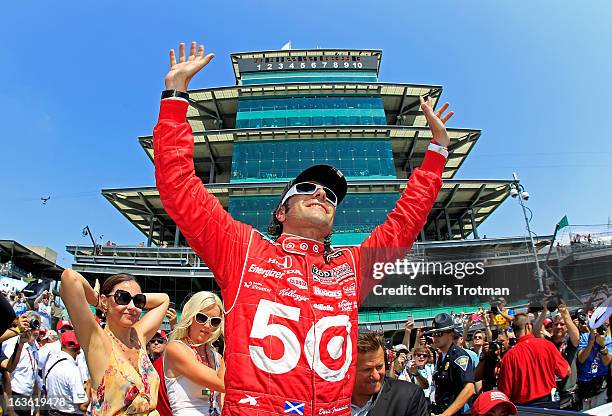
[1,311,42,416]
[398,346,434,401]
[533,303,581,410]
[388,345,409,379]
[475,339,503,392]
[576,323,611,409]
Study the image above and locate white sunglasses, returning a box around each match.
[280,182,338,207]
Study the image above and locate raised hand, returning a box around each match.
[165,41,215,92]
[419,96,454,147]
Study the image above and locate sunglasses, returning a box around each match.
[149,338,166,345]
[473,335,483,340]
[195,312,222,328]
[109,289,147,309]
[58,326,74,333]
[415,353,428,358]
[432,331,451,338]
[280,182,338,207]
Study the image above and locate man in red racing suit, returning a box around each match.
[154,42,454,416]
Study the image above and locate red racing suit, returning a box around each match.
[153,99,445,416]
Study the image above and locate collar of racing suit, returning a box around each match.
[277,233,325,256]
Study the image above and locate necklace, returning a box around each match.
[185,338,216,415]
[106,328,138,353]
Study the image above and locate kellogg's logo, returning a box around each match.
[288,277,308,290]
[279,288,309,302]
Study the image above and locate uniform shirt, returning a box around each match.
[577,332,612,381]
[498,333,568,404]
[1,337,40,395]
[432,344,474,415]
[44,351,87,414]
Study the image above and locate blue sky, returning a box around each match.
[1,1,611,267]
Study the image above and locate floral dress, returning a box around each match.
[92,330,160,415]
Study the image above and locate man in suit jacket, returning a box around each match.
[352,332,429,416]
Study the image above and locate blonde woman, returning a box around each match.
[164,291,225,415]
[60,270,169,415]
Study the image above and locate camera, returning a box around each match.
[489,340,503,352]
[597,325,609,336]
[29,318,40,330]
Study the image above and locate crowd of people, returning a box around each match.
[1,40,611,416]
[1,282,611,416]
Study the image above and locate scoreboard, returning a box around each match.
[237,55,378,73]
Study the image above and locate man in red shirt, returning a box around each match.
[498,313,569,409]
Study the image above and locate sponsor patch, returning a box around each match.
[311,262,354,285]
[243,281,271,293]
[313,286,341,299]
[342,282,356,297]
[284,401,305,415]
[248,264,285,279]
[278,288,309,302]
[312,304,334,312]
[267,256,293,269]
[454,356,469,372]
[337,300,353,312]
[288,277,308,290]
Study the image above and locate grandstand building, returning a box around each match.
[67,48,610,325]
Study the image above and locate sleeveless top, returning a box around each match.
[91,329,160,416]
[164,340,221,416]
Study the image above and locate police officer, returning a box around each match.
[429,313,475,416]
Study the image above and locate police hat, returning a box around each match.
[426,313,455,334]
[277,165,348,208]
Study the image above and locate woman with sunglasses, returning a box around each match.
[163,291,225,416]
[60,269,169,415]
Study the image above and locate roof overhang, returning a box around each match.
[102,179,509,246]
[182,82,443,131]
[140,125,480,180]
[230,49,383,83]
[0,240,64,280]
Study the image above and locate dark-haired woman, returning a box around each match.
[61,269,169,415]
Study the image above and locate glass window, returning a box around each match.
[231,139,396,183]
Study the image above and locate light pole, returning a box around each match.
[510,173,545,292]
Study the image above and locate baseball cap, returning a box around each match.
[60,330,81,349]
[471,390,517,416]
[392,344,409,353]
[153,330,167,341]
[278,165,348,208]
[56,320,73,331]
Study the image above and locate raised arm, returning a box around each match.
[133,293,170,342]
[356,97,453,302]
[60,269,102,352]
[154,42,251,294]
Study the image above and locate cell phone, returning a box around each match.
[471,313,482,322]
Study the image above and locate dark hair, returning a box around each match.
[267,200,333,257]
[512,313,530,334]
[357,332,385,354]
[100,273,139,296]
